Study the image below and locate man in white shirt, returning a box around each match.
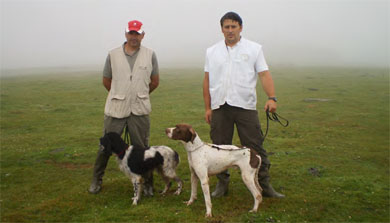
[203,12,284,198]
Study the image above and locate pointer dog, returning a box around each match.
[100,132,182,205]
[166,124,262,217]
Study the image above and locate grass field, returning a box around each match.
[0,66,389,222]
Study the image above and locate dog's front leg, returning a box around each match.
[198,174,212,218]
[174,176,183,195]
[131,176,143,205]
[186,169,198,206]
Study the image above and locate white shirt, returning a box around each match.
[204,37,269,110]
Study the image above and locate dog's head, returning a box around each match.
[165,123,196,143]
[100,132,128,155]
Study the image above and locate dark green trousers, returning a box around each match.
[210,103,271,188]
[91,114,153,191]
[103,114,150,148]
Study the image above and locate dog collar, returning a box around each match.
[187,143,206,152]
[117,147,128,158]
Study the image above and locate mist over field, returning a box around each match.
[1,1,389,221]
[1,0,389,74]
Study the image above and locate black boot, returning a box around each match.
[143,170,154,196]
[88,146,111,194]
[211,170,230,197]
[261,182,285,198]
[259,164,285,198]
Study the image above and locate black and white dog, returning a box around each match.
[100,132,183,205]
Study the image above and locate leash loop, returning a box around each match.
[263,110,289,140]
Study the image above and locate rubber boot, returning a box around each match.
[143,170,154,196]
[258,164,285,198]
[211,170,230,197]
[88,146,111,194]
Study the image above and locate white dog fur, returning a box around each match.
[166,123,262,217]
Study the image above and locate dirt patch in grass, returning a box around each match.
[44,160,92,170]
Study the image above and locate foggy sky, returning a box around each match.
[1,0,389,71]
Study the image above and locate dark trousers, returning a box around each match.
[92,114,153,189]
[103,114,150,148]
[210,103,271,186]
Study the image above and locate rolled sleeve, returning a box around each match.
[255,46,269,73]
[103,54,112,78]
[151,52,159,76]
[204,50,210,72]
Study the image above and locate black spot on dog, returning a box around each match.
[128,146,164,175]
[174,151,179,164]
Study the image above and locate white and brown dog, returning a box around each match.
[165,124,262,217]
[100,132,182,205]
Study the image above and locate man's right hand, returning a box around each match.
[205,109,212,125]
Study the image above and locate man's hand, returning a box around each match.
[264,100,277,113]
[205,109,212,125]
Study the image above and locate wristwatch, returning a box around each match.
[268,97,277,102]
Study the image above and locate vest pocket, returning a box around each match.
[104,94,129,118]
[132,92,151,115]
[111,95,125,100]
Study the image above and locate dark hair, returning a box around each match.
[220,11,243,27]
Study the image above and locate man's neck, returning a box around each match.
[225,36,241,48]
[124,43,140,55]
[225,41,236,48]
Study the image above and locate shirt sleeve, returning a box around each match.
[255,46,269,73]
[204,50,209,72]
[103,54,112,78]
[151,52,159,76]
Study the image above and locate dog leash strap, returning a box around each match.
[267,110,289,127]
[263,110,289,140]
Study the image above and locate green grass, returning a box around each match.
[1,67,389,222]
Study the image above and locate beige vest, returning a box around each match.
[104,46,153,118]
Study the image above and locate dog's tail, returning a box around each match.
[173,151,180,167]
[255,155,263,194]
[171,149,180,168]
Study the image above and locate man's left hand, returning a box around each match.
[264,100,277,113]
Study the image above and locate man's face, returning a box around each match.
[221,19,242,46]
[125,31,144,48]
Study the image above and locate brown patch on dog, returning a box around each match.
[249,149,260,168]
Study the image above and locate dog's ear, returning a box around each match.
[100,133,113,155]
[100,135,108,147]
[189,127,196,143]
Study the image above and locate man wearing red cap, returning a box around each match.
[89,20,159,195]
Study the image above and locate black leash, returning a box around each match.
[211,144,249,151]
[263,110,289,140]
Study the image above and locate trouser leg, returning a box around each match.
[89,115,125,194]
[126,115,154,196]
[235,108,284,198]
[210,104,234,197]
[88,146,111,194]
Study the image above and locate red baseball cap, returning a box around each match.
[126,20,143,34]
